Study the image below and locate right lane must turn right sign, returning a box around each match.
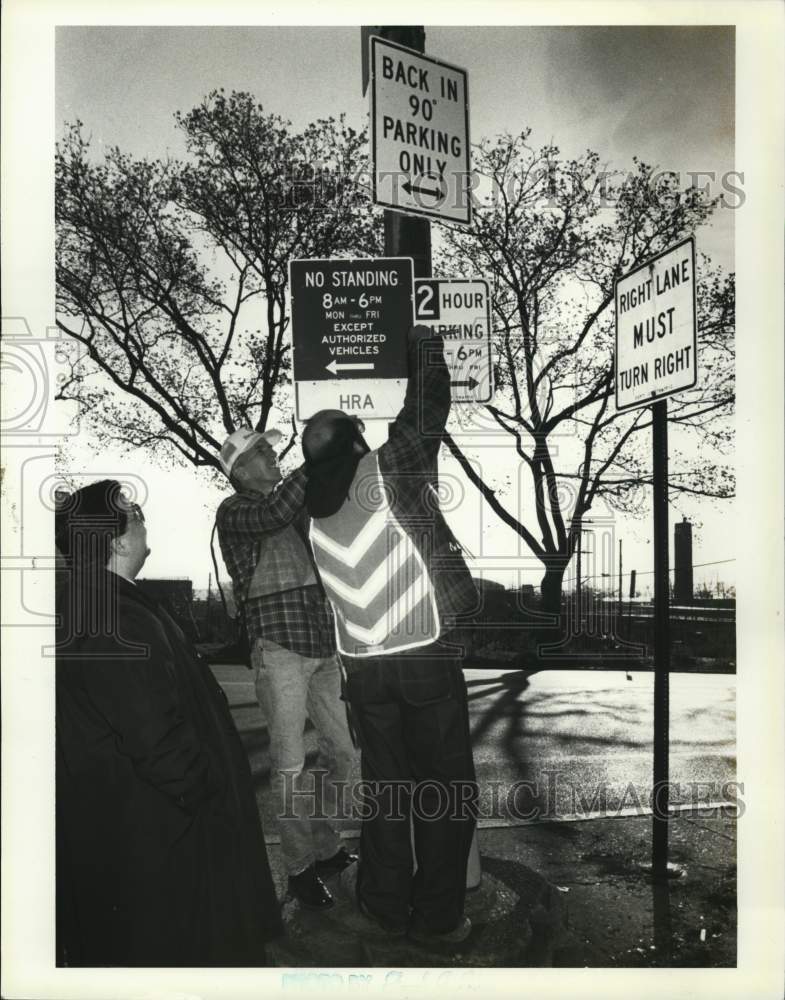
[615,236,697,412]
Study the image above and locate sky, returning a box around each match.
[53,23,737,593]
[55,26,735,274]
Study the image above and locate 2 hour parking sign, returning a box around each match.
[414,278,493,403]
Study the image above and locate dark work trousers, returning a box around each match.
[343,641,478,932]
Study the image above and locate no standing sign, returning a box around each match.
[289,257,414,421]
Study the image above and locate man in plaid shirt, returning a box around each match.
[216,427,356,911]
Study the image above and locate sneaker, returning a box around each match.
[407,915,472,948]
[314,847,358,881]
[287,864,334,910]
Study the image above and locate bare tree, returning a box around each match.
[55,90,381,474]
[439,132,734,611]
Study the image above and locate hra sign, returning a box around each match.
[414,278,493,403]
[370,36,471,226]
[615,237,697,412]
[289,257,414,420]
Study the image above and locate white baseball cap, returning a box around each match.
[219,427,283,477]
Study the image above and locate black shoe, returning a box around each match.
[287,865,334,910]
[315,847,358,881]
[407,915,472,948]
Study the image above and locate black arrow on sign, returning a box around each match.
[451,376,479,390]
[402,180,442,199]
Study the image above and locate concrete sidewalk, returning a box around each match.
[263,810,736,968]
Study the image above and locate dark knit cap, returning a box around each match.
[302,411,369,518]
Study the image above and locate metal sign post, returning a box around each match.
[614,236,697,881]
[652,398,670,877]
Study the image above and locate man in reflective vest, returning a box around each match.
[302,325,479,946]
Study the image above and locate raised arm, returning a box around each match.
[217,466,308,540]
[382,325,451,471]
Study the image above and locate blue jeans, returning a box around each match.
[252,639,356,876]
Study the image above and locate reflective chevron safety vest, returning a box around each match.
[308,451,440,658]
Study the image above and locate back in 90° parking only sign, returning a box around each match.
[289,257,414,420]
[414,278,494,403]
[370,36,471,226]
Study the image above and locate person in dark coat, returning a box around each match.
[55,480,282,967]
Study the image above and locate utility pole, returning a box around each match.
[376,26,432,278]
[576,530,582,624]
[575,523,593,629]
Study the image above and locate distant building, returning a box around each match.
[673,518,694,605]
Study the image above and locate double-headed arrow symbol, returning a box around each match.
[402,179,444,201]
[326,360,375,374]
[450,376,479,390]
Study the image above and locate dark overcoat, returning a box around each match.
[55,569,282,967]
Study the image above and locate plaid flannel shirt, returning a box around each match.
[376,327,479,627]
[216,469,335,659]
